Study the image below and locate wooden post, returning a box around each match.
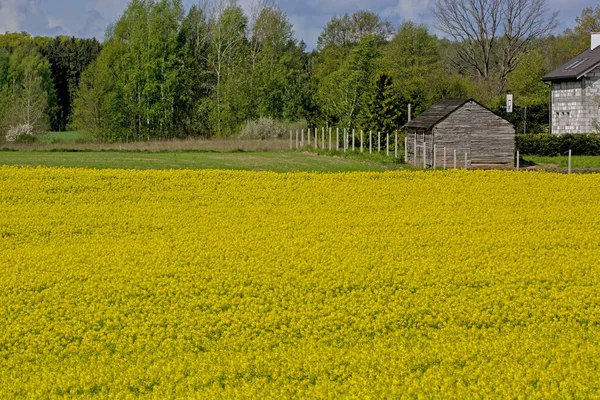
[454,149,457,169]
[443,147,447,170]
[352,129,355,152]
[568,150,572,174]
[336,128,339,151]
[329,127,332,151]
[386,133,390,157]
[433,144,437,169]
[370,131,372,154]
[378,132,381,153]
[517,151,520,171]
[361,131,364,153]
[423,140,427,168]
[465,153,468,169]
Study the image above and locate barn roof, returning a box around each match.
[542,46,600,81]
[404,98,472,129]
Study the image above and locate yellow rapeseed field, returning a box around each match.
[1,166,600,398]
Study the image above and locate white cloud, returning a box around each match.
[382,0,432,22]
[46,15,71,35]
[0,0,35,33]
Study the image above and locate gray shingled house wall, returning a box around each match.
[551,66,600,134]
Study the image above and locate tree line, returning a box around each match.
[1,0,600,142]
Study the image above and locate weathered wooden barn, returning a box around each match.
[542,33,600,134]
[404,99,515,168]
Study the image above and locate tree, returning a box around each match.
[37,37,102,131]
[359,73,403,141]
[316,11,393,53]
[249,4,298,119]
[317,34,381,128]
[381,22,441,118]
[433,0,557,92]
[204,1,250,136]
[2,47,54,136]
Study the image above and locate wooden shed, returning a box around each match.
[404,99,515,168]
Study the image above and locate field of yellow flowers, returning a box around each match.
[1,166,600,397]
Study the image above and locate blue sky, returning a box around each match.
[0,0,595,49]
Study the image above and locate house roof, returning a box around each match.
[542,46,600,81]
[404,98,471,129]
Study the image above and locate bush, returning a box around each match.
[516,134,600,156]
[239,117,290,140]
[5,124,36,144]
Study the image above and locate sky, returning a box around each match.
[0,0,596,49]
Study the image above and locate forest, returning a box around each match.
[0,0,599,142]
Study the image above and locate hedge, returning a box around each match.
[516,134,600,156]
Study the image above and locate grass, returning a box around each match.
[0,150,404,172]
[35,131,91,144]
[522,155,600,170]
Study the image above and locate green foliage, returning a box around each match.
[317,34,381,128]
[517,134,600,156]
[359,73,402,137]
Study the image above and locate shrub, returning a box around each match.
[239,117,290,140]
[5,124,35,143]
[516,134,600,156]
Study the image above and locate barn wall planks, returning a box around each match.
[406,100,515,167]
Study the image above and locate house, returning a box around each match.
[404,99,515,168]
[542,33,600,134]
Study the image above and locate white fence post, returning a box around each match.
[352,129,355,152]
[454,149,457,169]
[344,129,347,153]
[405,137,408,163]
[395,131,398,159]
[414,137,417,165]
[329,127,332,151]
[315,128,318,149]
[322,127,325,150]
[465,153,468,169]
[370,131,372,154]
[361,130,364,153]
[378,132,381,153]
[423,141,427,169]
[387,134,390,157]
[443,147,447,170]
[336,128,339,151]
[517,151,520,171]
[568,149,572,174]
[295,129,299,149]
